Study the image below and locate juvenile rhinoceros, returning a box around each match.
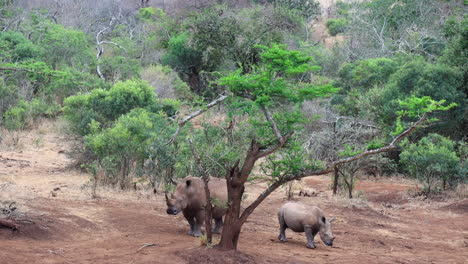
[165,176,227,237]
[278,202,335,249]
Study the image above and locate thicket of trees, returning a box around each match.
[1,0,466,251]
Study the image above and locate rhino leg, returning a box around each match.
[183,211,196,236]
[278,212,288,242]
[192,210,204,237]
[305,226,316,249]
[213,218,223,234]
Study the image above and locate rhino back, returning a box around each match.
[280,202,323,232]
[176,176,227,217]
[208,177,228,218]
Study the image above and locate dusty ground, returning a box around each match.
[0,121,467,264]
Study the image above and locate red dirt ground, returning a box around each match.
[1,122,467,264]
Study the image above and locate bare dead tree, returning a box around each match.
[95,14,127,81]
[302,104,379,195]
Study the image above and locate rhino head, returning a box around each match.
[165,179,192,215]
[319,216,335,247]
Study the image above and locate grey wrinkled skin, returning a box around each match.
[165,176,227,237]
[278,202,335,249]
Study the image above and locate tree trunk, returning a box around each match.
[218,170,245,250]
[217,212,242,250]
[217,142,261,251]
[332,166,339,195]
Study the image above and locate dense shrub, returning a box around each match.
[400,134,462,194]
[85,109,165,188]
[33,22,93,70]
[337,58,399,92]
[0,31,42,62]
[98,56,141,83]
[63,79,176,135]
[2,98,60,130]
[331,57,400,116]
[379,60,465,136]
[326,18,348,36]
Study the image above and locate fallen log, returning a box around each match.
[0,218,19,231]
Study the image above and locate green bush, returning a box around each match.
[400,134,461,194]
[3,101,27,130]
[85,109,161,188]
[379,60,465,136]
[35,22,93,70]
[326,18,348,36]
[0,31,42,62]
[0,80,17,116]
[63,79,178,135]
[42,69,108,103]
[338,58,399,92]
[99,56,141,83]
[440,17,467,90]
[85,108,182,188]
[331,57,400,116]
[2,98,60,130]
[161,33,204,75]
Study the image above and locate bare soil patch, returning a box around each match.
[177,248,258,264]
[1,121,467,263]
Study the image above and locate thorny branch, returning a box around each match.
[261,105,284,144]
[167,91,231,145]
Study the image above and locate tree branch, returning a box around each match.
[240,112,430,223]
[261,105,284,143]
[239,181,281,224]
[0,67,57,77]
[293,112,429,180]
[95,16,125,81]
[258,131,294,158]
[99,41,127,52]
[167,91,231,145]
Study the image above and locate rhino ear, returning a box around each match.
[329,217,335,223]
[164,192,169,201]
[186,179,192,187]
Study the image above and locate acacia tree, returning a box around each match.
[169,45,455,251]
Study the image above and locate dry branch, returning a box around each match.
[95,16,127,81]
[167,91,231,145]
[137,243,158,252]
[261,105,284,143]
